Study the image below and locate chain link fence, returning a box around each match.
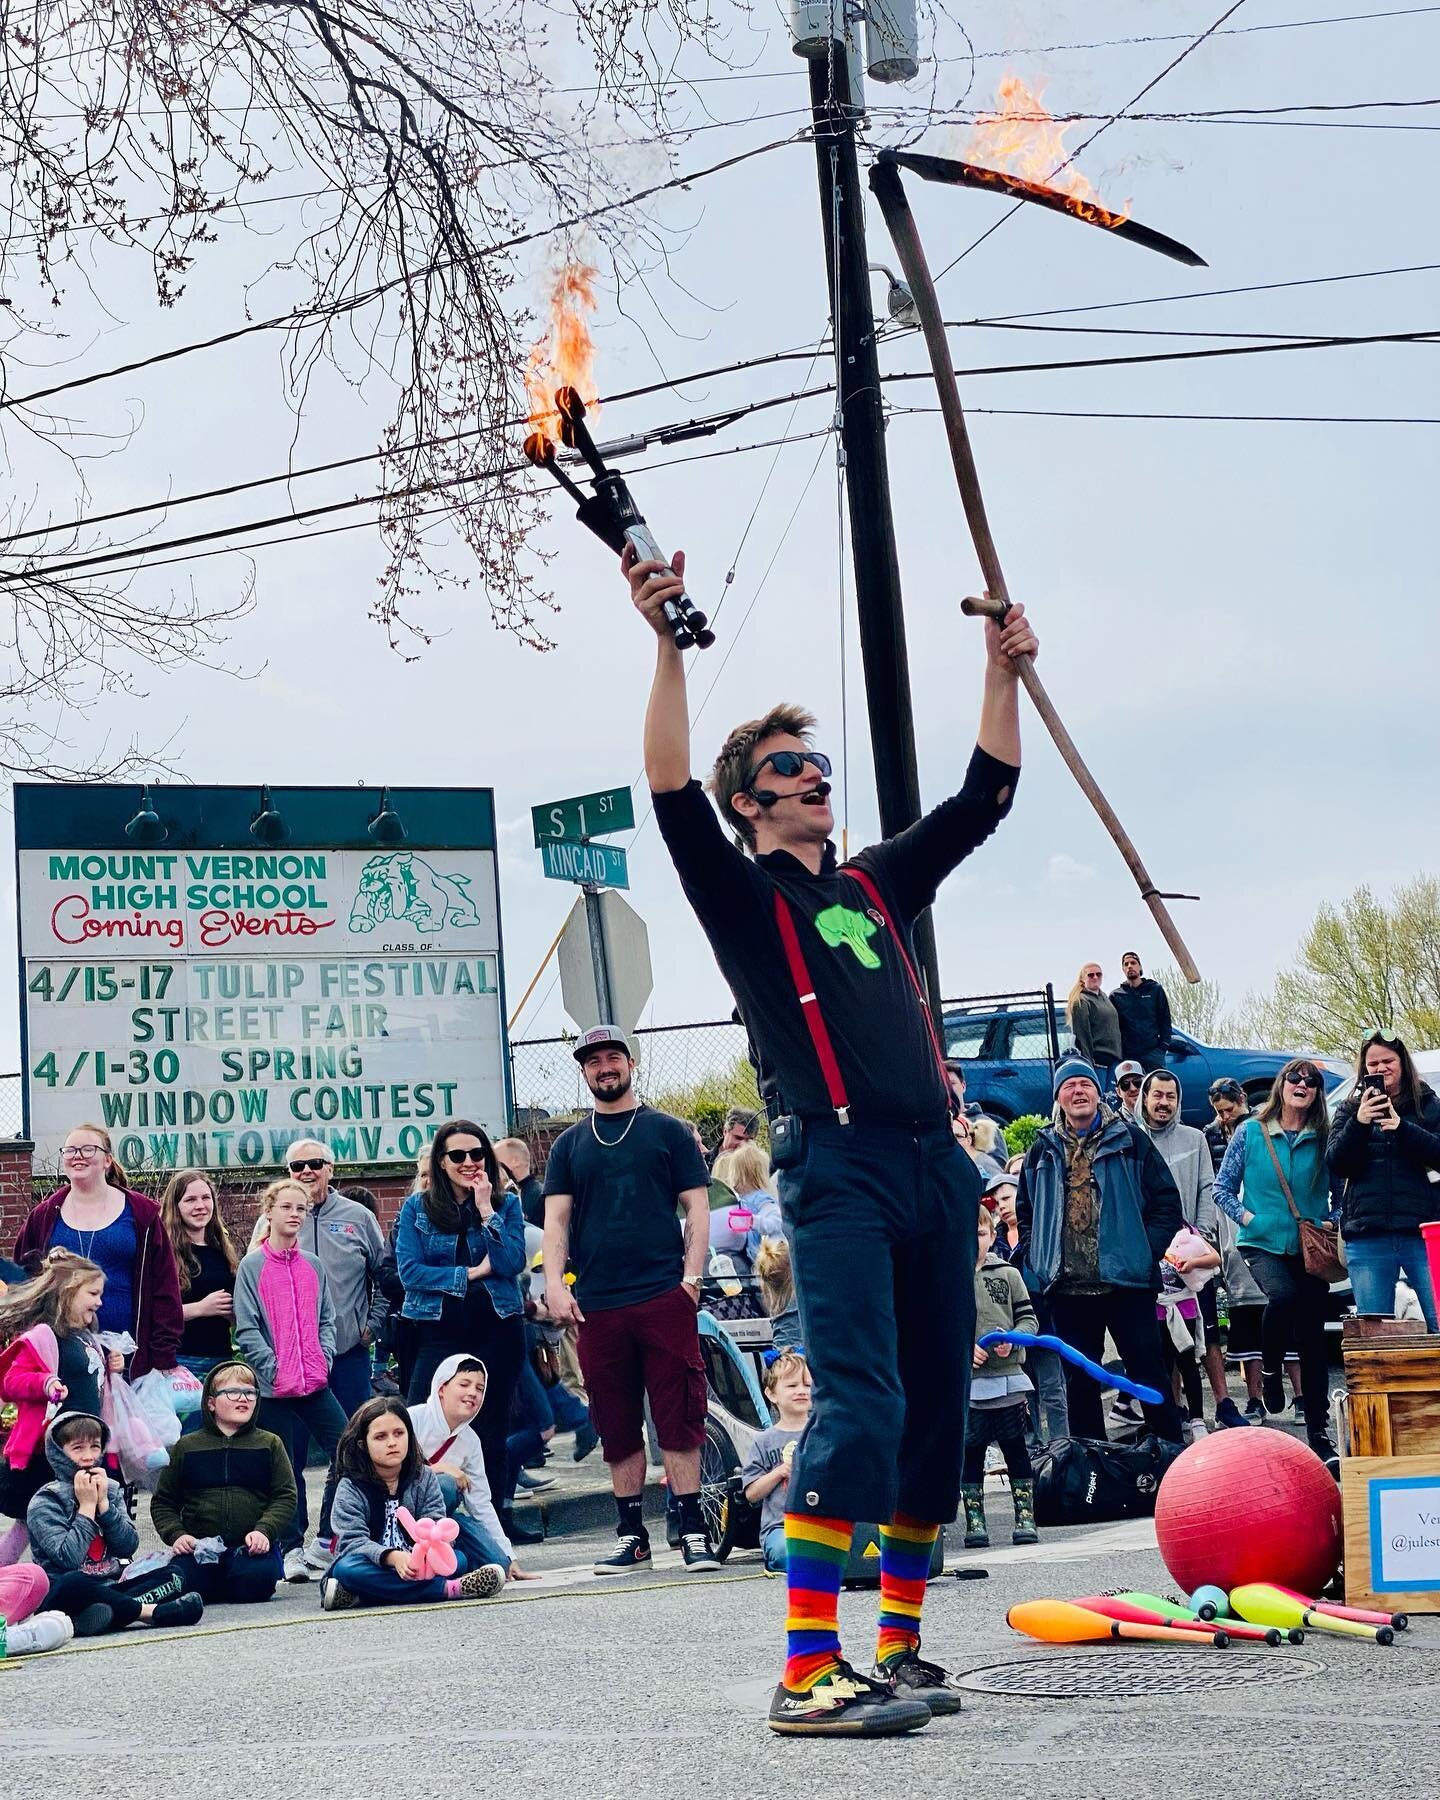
[509,1018,755,1133]
[0,1073,22,1140]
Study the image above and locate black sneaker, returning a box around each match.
[875,1647,966,1716]
[1245,1397,1265,1420]
[1262,1368,1287,1415]
[320,1575,359,1612]
[1214,1397,1249,1430]
[769,1661,932,1737]
[593,1533,652,1576]
[119,1567,184,1607]
[1308,1434,1341,1478]
[679,1532,721,1572]
[149,1591,204,1629]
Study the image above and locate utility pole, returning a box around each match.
[800,14,942,1009]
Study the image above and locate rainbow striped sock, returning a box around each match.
[782,1512,855,1692]
[875,1513,940,1667]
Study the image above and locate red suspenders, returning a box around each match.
[771,865,952,1125]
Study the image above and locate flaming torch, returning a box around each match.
[522,263,715,651]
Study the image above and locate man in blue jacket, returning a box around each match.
[1017,1058,1184,1443]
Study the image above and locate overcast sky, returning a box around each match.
[1,0,1435,1070]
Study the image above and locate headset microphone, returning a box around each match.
[750,780,832,810]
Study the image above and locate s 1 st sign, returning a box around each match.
[531,787,634,846]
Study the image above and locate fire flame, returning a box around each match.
[965,75,1131,228]
[524,261,600,457]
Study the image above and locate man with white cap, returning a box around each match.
[542,1027,715,1575]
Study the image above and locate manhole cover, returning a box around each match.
[956,1649,1325,1698]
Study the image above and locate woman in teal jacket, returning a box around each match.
[1214,1059,1335,1462]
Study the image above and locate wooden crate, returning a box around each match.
[1342,1339,1440,1459]
[1342,1453,1440,1615]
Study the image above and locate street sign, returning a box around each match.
[531,787,634,847]
[558,890,653,1034]
[540,840,629,890]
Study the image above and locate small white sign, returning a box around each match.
[1371,1478,1440,1591]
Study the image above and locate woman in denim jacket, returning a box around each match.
[397,1119,527,1517]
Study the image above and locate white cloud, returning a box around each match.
[1046,853,1097,887]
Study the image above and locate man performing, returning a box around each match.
[625,543,1038,1738]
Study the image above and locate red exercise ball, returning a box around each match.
[1155,1430,1343,1598]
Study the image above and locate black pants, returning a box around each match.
[1048,1286,1185,1442]
[1242,1248,1330,1436]
[962,1401,1033,1484]
[45,1570,145,1633]
[1159,1313,1205,1417]
[777,1121,978,1525]
[407,1310,527,1509]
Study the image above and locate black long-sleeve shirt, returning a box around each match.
[653,746,1018,1124]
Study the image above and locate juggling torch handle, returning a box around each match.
[870,158,1201,983]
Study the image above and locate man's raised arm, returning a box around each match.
[624,543,693,793]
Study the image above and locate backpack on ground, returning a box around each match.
[1032,1433,1183,1526]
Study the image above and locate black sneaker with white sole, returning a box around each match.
[320,1575,359,1612]
[874,1647,966,1716]
[768,1662,932,1737]
[593,1533,652,1576]
[679,1533,721,1572]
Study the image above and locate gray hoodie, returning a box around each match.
[26,1412,139,1579]
[331,1465,447,1566]
[1140,1071,1218,1243]
[302,1189,385,1356]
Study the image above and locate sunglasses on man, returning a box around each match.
[744,749,832,794]
[1117,1077,1142,1092]
[288,1158,329,1172]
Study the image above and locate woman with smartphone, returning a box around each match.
[1327,1032,1440,1331]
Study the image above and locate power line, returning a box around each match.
[935,0,1252,281]
[898,404,1440,424]
[6,323,1432,562]
[8,325,1433,584]
[982,261,1440,323]
[0,131,805,415]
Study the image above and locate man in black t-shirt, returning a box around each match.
[542,1026,716,1576]
[624,541,1038,1738]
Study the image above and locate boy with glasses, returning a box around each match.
[152,1361,297,1604]
[624,543,1038,1737]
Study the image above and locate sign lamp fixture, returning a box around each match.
[367,787,408,846]
[250,783,289,847]
[123,784,167,847]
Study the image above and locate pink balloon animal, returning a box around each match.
[396,1508,459,1579]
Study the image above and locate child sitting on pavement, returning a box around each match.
[740,1351,812,1573]
[407,1353,537,1583]
[962,1209,1040,1551]
[321,1396,507,1612]
[151,1361,297,1604]
[27,1412,203,1634]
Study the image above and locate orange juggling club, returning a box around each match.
[1007,1600,1228,1647]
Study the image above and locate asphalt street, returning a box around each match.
[4,1473,1440,1800]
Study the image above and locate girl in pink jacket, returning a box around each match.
[0,1250,110,1563]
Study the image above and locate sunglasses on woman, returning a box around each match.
[443,1147,489,1165]
[1283,1071,1319,1090]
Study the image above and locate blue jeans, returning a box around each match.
[260,1388,350,1551]
[1347,1233,1438,1331]
[435,1473,510,1570]
[331,1550,451,1607]
[172,1545,282,1604]
[506,1357,592,1499]
[761,1522,787,1572]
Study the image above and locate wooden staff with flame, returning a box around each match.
[869,98,1206,981]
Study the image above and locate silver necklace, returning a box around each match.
[590,1105,642,1148]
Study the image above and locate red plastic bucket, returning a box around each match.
[1419,1221,1440,1314]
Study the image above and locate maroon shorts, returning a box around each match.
[576,1284,707,1463]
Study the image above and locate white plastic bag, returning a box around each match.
[136,1368,200,1425]
[131,1371,183,1448]
[106,1375,174,1489]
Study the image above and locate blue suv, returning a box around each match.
[939,999,1346,1128]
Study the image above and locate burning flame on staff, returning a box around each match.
[965,75,1131,230]
[523,261,600,463]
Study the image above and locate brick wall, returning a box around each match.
[0,1141,35,1257]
